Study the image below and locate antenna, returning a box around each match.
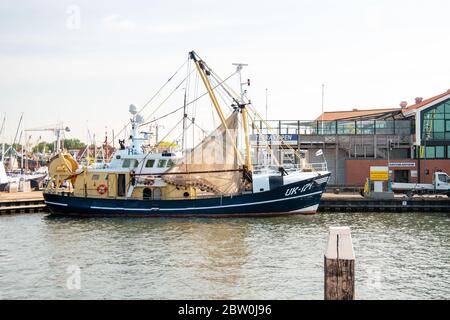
[321,84,325,133]
[232,63,249,102]
[265,88,268,120]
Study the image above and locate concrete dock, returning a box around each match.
[320,192,450,213]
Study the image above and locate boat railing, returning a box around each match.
[45,187,244,201]
[252,161,328,174]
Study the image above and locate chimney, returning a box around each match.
[415,97,423,104]
[400,101,408,108]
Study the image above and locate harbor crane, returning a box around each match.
[25,124,70,153]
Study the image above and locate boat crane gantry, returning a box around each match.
[188,51,253,174]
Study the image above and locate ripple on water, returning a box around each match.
[0,212,449,299]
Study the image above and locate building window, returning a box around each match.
[425,146,435,158]
[422,146,450,159]
[446,120,450,131]
[337,121,356,134]
[436,146,445,158]
[422,98,450,141]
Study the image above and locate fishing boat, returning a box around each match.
[43,51,330,217]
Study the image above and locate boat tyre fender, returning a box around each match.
[97,184,108,195]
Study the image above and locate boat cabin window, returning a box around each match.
[145,160,155,168]
[157,160,167,168]
[122,159,138,168]
[92,174,100,181]
[167,159,175,167]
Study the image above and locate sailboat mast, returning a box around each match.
[21,115,25,172]
[0,115,5,162]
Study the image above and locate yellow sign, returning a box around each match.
[370,171,389,181]
[370,166,389,181]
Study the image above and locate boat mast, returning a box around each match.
[0,114,5,162]
[189,51,244,165]
[11,113,23,171]
[233,63,253,172]
[21,115,24,172]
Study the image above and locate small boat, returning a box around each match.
[43,51,330,217]
[0,161,48,191]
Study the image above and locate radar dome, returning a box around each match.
[129,104,138,115]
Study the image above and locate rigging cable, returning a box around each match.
[143,68,196,124]
[139,70,238,127]
[247,109,280,166]
[248,104,308,167]
[113,58,189,140]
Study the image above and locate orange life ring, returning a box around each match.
[97,184,108,195]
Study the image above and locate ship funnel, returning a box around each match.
[129,104,138,115]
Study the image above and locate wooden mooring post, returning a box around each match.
[324,226,355,300]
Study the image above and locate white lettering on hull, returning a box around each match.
[285,182,314,197]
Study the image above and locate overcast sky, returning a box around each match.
[0,0,449,145]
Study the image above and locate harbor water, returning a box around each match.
[0,212,449,299]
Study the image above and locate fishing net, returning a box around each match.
[163,111,243,194]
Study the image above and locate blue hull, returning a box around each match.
[44,173,330,218]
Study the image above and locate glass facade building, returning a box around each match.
[420,98,450,159]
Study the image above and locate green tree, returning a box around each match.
[63,139,87,149]
[11,143,23,151]
[32,142,54,153]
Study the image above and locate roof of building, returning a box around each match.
[316,108,401,121]
[403,90,450,112]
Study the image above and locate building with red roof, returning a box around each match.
[253,89,450,186]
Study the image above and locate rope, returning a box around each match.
[143,68,195,124]
[151,117,185,152]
